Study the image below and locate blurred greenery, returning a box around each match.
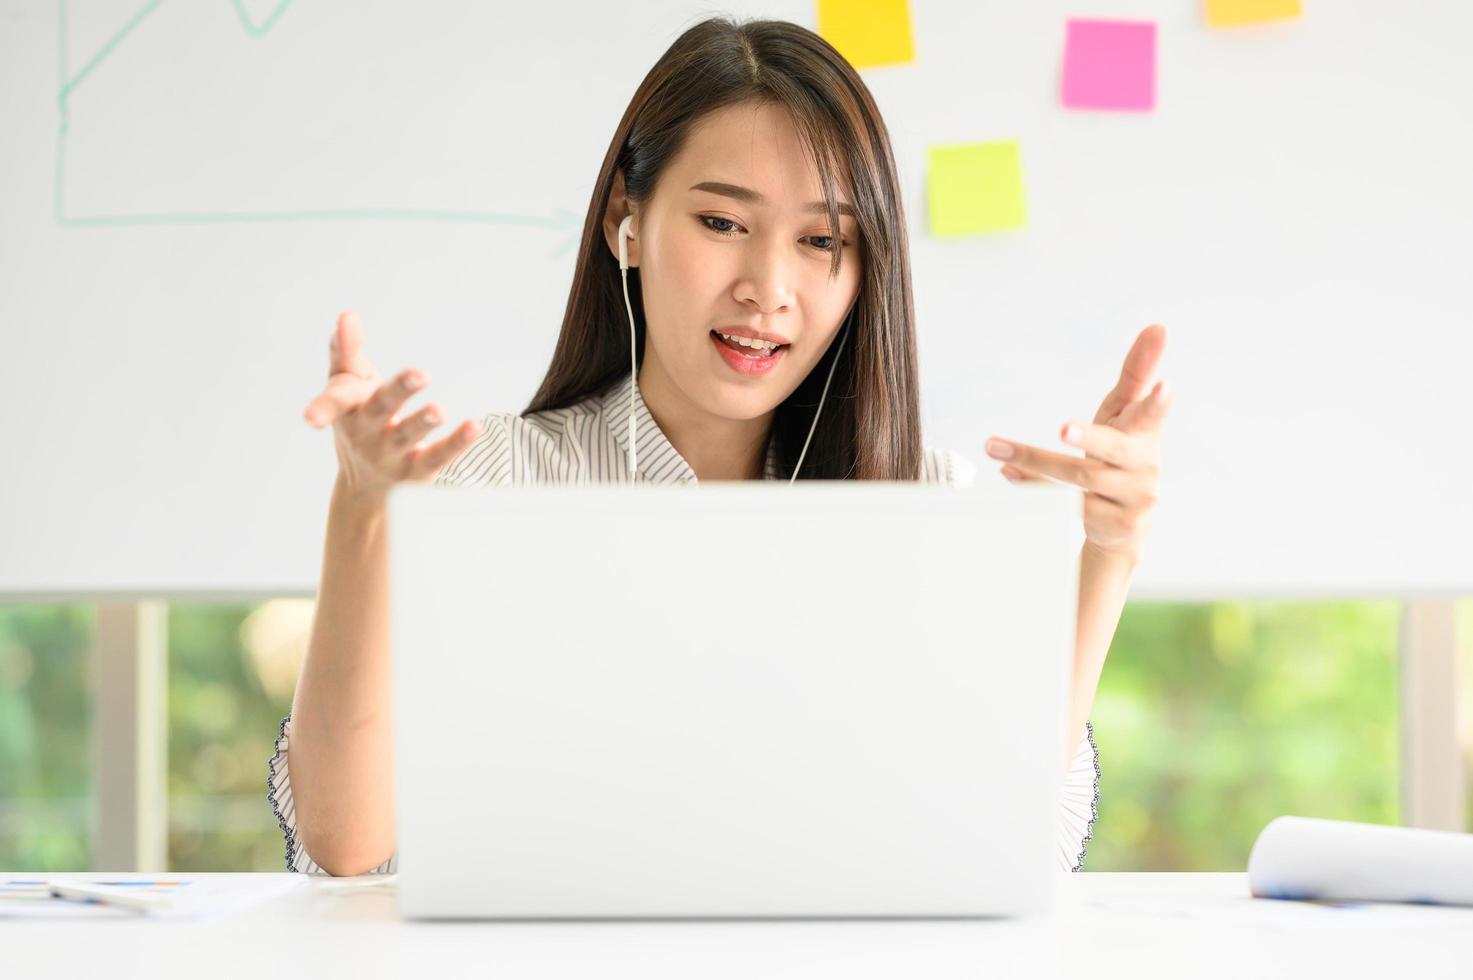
[1087,600,1401,870]
[1,598,1469,872]
[0,605,94,870]
[166,603,297,872]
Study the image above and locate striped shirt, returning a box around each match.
[268,371,1101,874]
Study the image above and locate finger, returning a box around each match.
[329,310,375,381]
[1011,456,1155,507]
[1112,378,1174,434]
[1059,419,1154,468]
[1093,323,1167,425]
[360,368,429,427]
[303,373,376,428]
[1000,463,1044,483]
[387,402,448,448]
[1001,460,1078,491]
[406,419,483,478]
[986,438,1143,504]
[987,439,1087,486]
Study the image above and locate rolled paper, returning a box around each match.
[1248,815,1473,906]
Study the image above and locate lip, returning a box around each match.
[710,331,786,376]
[713,326,793,346]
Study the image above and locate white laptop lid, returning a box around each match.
[388,482,1080,919]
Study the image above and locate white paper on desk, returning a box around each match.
[0,873,308,920]
[1083,891,1473,933]
[1247,815,1473,907]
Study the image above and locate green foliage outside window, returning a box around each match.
[166,603,299,872]
[1,598,1464,873]
[0,605,95,870]
[1088,600,1400,870]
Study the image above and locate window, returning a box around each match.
[166,601,305,871]
[0,604,95,870]
[1,598,1461,872]
[1087,600,1401,870]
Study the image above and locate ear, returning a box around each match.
[601,169,640,269]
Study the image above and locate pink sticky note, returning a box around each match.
[1061,18,1156,111]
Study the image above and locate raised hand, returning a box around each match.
[984,324,1171,564]
[303,311,480,497]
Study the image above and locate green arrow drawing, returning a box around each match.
[55,0,584,256]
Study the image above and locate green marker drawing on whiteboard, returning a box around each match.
[54,0,581,256]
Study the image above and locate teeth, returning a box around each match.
[719,332,781,350]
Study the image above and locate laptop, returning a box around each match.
[387,481,1080,919]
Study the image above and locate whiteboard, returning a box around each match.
[1,0,1469,599]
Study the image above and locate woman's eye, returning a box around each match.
[699,215,742,235]
[699,215,847,251]
[803,234,847,252]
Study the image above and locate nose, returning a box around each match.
[732,233,797,316]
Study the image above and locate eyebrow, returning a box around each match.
[689,181,857,218]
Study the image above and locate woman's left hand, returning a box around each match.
[984,324,1172,565]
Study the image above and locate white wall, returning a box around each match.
[2,0,1469,598]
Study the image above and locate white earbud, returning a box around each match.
[614,211,846,484]
[618,214,633,273]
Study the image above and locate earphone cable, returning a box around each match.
[788,320,848,484]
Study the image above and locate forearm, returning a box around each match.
[1062,541,1137,780]
[287,475,397,874]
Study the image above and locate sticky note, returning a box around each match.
[816,0,915,69]
[1061,19,1156,112]
[1204,0,1302,27]
[926,141,1026,237]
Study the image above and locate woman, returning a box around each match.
[273,17,1170,877]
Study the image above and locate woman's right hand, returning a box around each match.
[303,311,481,498]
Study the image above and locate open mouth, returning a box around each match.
[709,330,789,359]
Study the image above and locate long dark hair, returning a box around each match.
[523,17,921,480]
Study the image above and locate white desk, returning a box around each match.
[8,872,1473,978]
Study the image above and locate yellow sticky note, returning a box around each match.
[816,0,915,70]
[1204,0,1302,27]
[927,141,1026,238]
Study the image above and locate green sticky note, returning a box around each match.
[927,141,1026,237]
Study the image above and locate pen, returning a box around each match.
[46,880,176,914]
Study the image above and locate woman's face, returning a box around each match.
[624,101,863,422]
